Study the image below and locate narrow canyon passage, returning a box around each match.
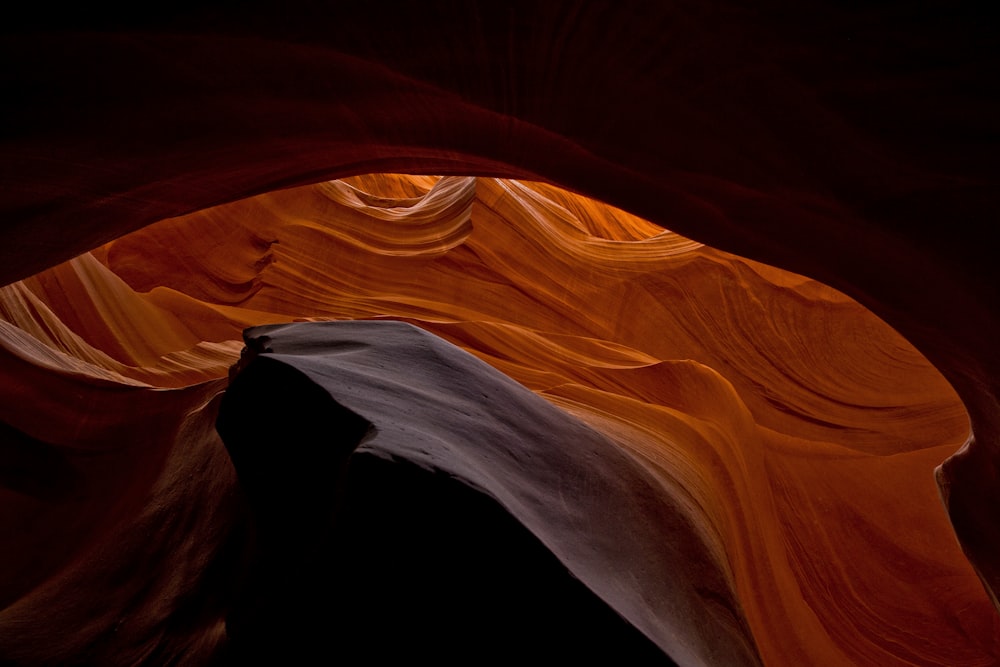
[1,174,995,664]
[2,3,998,664]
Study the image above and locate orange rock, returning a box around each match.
[2,5,998,664]
[1,173,995,664]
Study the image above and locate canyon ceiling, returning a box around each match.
[1,2,998,665]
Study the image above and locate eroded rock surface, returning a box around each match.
[2,3,999,664]
[1,174,996,665]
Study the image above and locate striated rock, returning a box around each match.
[217,319,744,665]
[1,173,996,664]
[1,3,999,665]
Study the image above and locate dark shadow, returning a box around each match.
[216,354,673,664]
[0,420,82,502]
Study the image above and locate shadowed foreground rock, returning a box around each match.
[216,320,751,665]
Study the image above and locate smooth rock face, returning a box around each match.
[1,3,999,665]
[217,320,711,664]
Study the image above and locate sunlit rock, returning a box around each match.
[2,4,998,664]
[1,173,995,664]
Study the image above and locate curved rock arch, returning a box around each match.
[2,1,998,663]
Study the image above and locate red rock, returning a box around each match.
[1,4,998,664]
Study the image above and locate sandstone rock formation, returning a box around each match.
[1,3,998,665]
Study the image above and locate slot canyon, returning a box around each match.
[1,3,998,665]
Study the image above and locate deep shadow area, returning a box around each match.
[0,421,81,502]
[217,352,673,664]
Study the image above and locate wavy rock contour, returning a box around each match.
[1,173,996,665]
[1,4,998,664]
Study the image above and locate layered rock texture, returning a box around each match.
[2,3,998,665]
